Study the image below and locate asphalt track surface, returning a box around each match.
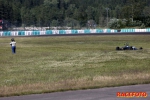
[0,32,150,100]
[0,84,150,100]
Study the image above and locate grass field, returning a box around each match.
[0,35,150,97]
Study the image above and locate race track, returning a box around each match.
[0,84,149,100]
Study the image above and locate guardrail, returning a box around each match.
[0,29,150,36]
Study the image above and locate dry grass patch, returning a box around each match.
[0,35,150,97]
[1,72,150,97]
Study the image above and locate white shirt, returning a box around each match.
[10,41,16,46]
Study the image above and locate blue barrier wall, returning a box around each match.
[18,31,25,36]
[46,30,52,35]
[32,31,40,35]
[71,30,78,34]
[84,29,91,33]
[146,28,150,32]
[0,28,149,36]
[3,31,11,36]
[96,29,103,33]
[59,30,66,34]
[121,29,136,32]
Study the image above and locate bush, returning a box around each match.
[108,18,127,29]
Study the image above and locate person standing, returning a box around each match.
[10,38,16,54]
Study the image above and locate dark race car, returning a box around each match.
[116,43,143,50]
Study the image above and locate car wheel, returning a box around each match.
[116,47,120,50]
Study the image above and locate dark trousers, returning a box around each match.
[12,46,16,54]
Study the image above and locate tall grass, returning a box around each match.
[0,35,150,97]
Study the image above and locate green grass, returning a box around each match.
[0,35,150,97]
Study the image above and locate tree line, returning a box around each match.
[0,0,150,29]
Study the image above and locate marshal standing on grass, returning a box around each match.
[10,38,16,54]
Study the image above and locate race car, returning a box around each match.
[116,43,143,50]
